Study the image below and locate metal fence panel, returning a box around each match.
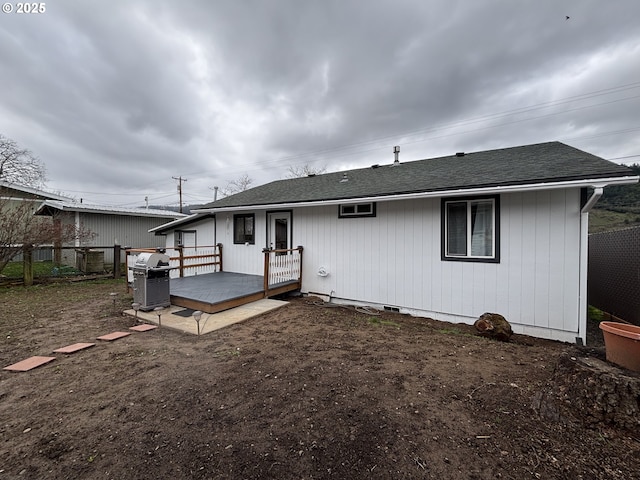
[588,226,640,325]
[10,246,53,262]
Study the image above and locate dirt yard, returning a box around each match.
[1,279,639,479]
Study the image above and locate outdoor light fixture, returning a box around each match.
[110,292,118,312]
[154,306,164,328]
[131,303,141,322]
[193,310,203,336]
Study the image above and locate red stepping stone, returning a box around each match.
[4,356,56,372]
[54,343,96,354]
[97,331,131,341]
[129,324,158,332]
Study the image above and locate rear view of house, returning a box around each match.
[153,142,638,344]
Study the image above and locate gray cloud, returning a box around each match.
[0,0,638,206]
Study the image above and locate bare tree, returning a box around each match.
[0,196,94,273]
[0,135,93,273]
[0,134,47,188]
[221,173,254,197]
[285,164,327,178]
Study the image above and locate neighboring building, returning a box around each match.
[152,142,638,344]
[0,180,70,204]
[0,181,71,262]
[35,200,186,265]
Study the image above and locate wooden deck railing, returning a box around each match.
[262,246,304,296]
[125,244,223,282]
[126,244,303,298]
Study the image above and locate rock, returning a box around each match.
[474,313,513,342]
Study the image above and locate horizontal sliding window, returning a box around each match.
[339,202,376,218]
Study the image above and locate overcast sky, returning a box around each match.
[1,0,639,207]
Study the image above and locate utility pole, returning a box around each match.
[172,176,187,213]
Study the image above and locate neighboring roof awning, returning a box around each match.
[34,200,187,219]
[148,213,215,235]
[0,180,71,202]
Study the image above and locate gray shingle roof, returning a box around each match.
[201,142,635,209]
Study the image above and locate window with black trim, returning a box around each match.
[233,214,255,244]
[442,196,499,262]
[339,202,376,218]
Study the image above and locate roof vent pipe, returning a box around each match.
[340,173,349,183]
[393,146,400,164]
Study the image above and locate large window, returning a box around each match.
[442,196,499,262]
[233,214,255,244]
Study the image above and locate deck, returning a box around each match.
[169,271,299,314]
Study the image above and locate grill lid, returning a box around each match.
[134,252,170,269]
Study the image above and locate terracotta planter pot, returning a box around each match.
[599,321,640,372]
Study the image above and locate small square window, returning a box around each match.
[233,214,255,244]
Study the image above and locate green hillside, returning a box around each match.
[590,164,640,233]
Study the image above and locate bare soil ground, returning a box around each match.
[1,279,639,479]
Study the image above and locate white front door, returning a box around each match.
[268,212,291,251]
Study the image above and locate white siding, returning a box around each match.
[294,189,582,342]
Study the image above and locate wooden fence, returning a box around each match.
[3,244,124,286]
[125,244,223,283]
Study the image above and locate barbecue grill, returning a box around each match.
[130,252,172,310]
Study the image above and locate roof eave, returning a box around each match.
[193,176,640,214]
[34,200,186,218]
[148,213,213,234]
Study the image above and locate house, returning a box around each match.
[152,142,639,344]
[35,200,186,266]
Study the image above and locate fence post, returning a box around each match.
[23,244,34,286]
[53,240,62,266]
[113,244,121,279]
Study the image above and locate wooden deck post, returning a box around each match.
[217,243,223,272]
[262,248,270,296]
[297,246,304,285]
[176,245,184,277]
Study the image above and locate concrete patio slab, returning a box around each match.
[4,356,56,372]
[124,298,288,335]
[54,343,96,354]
